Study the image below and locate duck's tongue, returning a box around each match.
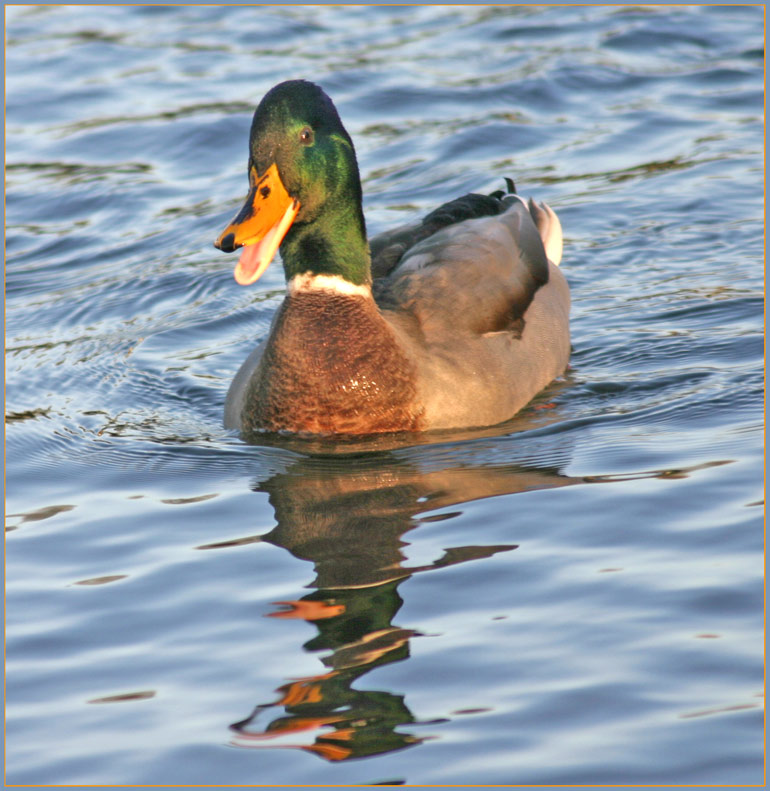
[236,243,266,286]
[234,199,300,286]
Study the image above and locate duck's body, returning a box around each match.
[216,80,570,436]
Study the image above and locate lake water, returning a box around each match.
[4,4,765,786]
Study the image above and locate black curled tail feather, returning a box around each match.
[488,176,516,200]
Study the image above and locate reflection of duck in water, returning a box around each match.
[215,449,584,761]
[206,447,723,762]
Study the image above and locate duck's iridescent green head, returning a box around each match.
[214,80,370,286]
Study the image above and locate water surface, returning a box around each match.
[5,4,764,786]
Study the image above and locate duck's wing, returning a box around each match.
[373,195,560,338]
[373,194,569,431]
[370,191,510,279]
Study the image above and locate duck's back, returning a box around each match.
[373,197,570,430]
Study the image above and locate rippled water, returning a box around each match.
[5,4,765,786]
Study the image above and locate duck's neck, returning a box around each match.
[279,202,371,286]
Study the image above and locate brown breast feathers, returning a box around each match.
[242,290,423,435]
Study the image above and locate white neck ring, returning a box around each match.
[288,272,372,298]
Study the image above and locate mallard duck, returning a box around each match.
[215,80,569,435]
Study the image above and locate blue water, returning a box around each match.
[5,4,764,786]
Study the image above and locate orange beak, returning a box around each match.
[214,163,300,285]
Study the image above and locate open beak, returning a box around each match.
[214,163,300,286]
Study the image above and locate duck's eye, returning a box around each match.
[299,126,314,145]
